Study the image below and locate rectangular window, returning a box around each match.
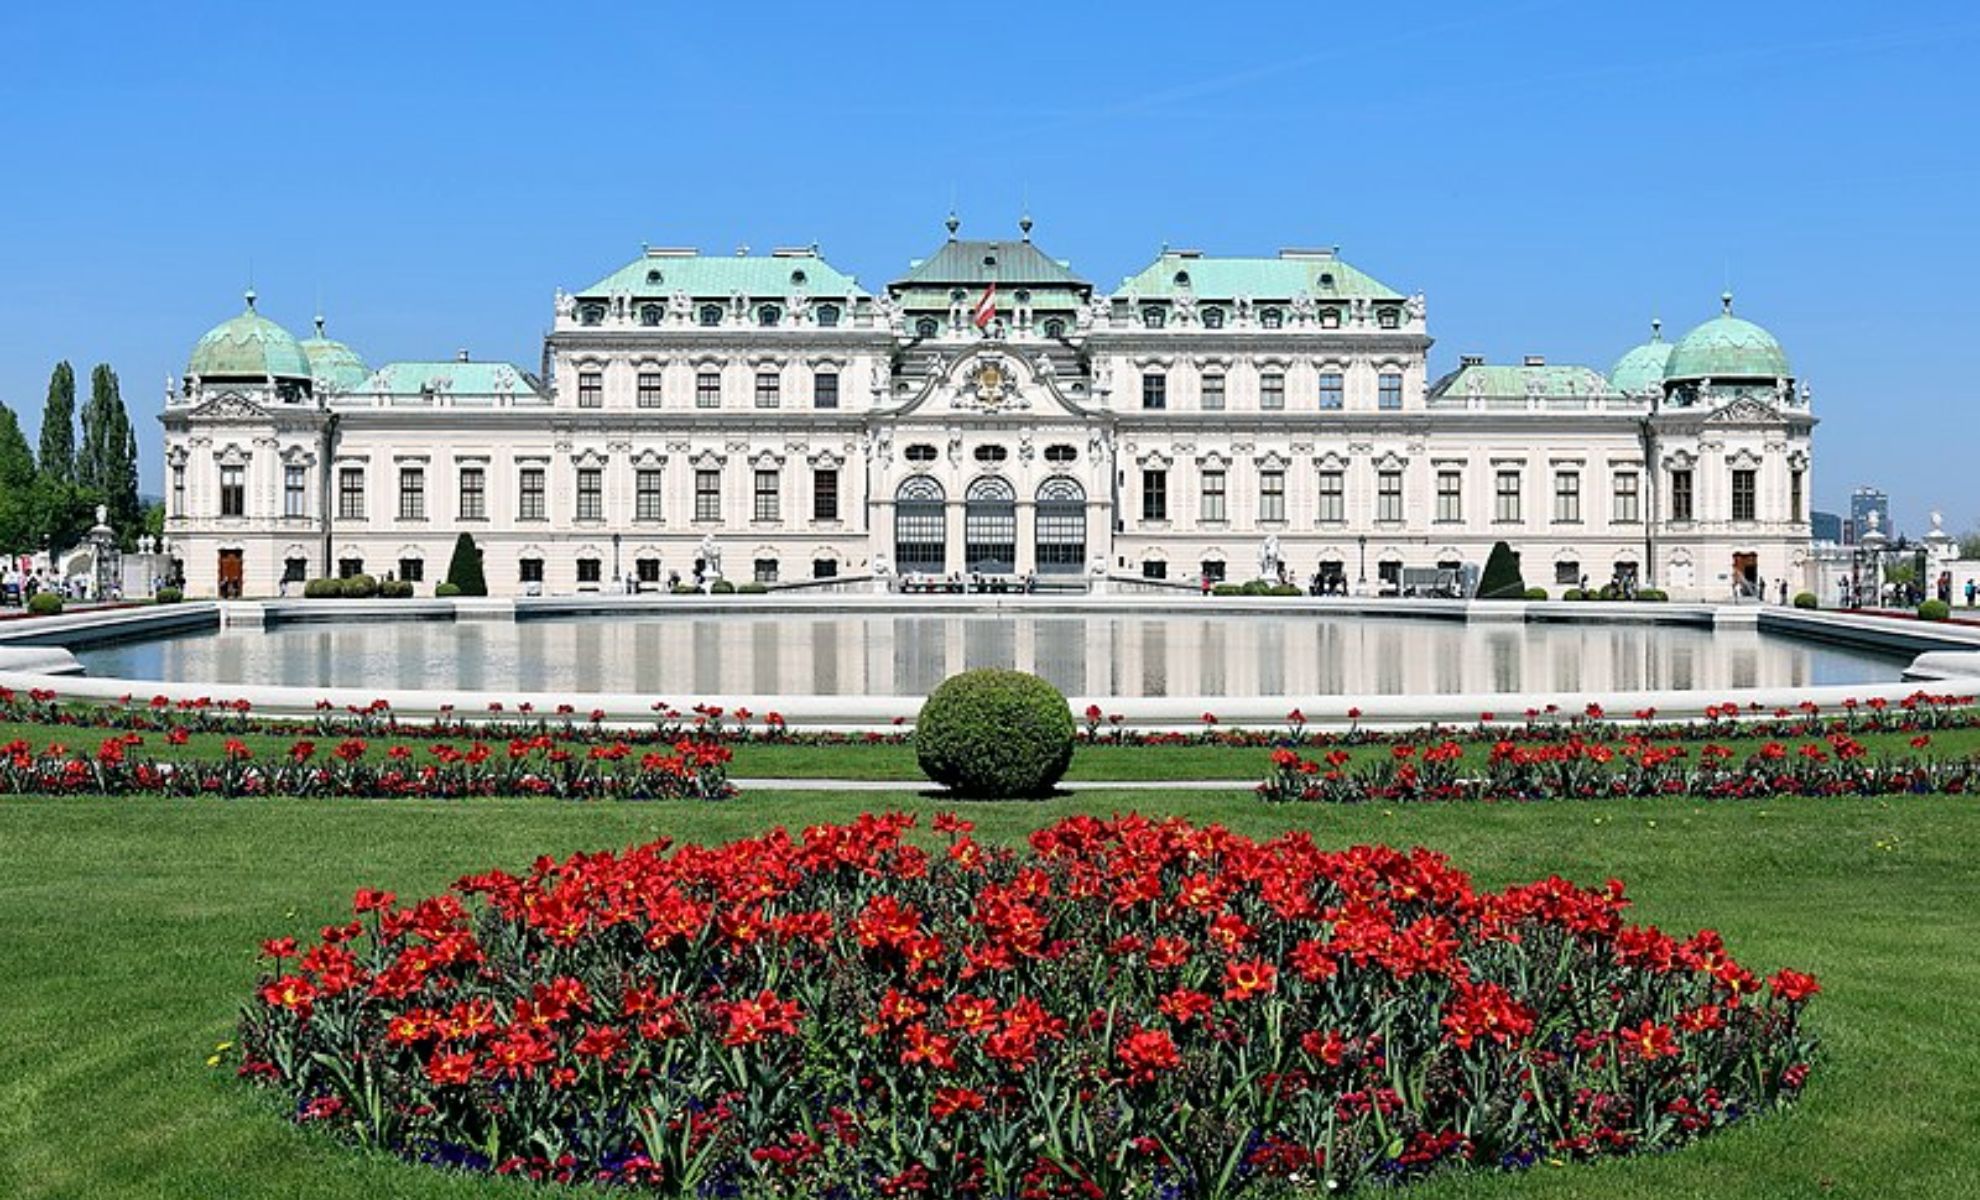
[338,557,364,579]
[812,558,838,579]
[1201,373,1225,411]
[1259,469,1286,522]
[1201,560,1227,583]
[1612,471,1640,523]
[1260,371,1285,411]
[1436,469,1462,522]
[1494,469,1522,523]
[337,467,364,520]
[755,371,780,409]
[1142,372,1167,410]
[814,371,839,409]
[1732,468,1757,521]
[1790,468,1804,522]
[397,558,424,584]
[1556,560,1582,587]
[577,559,602,584]
[576,467,603,521]
[1317,469,1345,523]
[1670,469,1694,522]
[518,467,546,520]
[459,466,486,520]
[171,465,186,516]
[636,559,662,584]
[753,558,779,584]
[282,557,308,584]
[695,370,721,409]
[577,371,603,408]
[519,558,544,584]
[1141,560,1168,580]
[636,371,663,408]
[1378,372,1404,410]
[1141,469,1168,522]
[695,469,721,521]
[284,465,306,518]
[813,468,840,521]
[753,469,780,521]
[1377,469,1403,522]
[1553,470,1581,524]
[1318,371,1344,410]
[220,465,246,517]
[636,468,663,521]
[1200,469,1227,522]
[398,466,425,521]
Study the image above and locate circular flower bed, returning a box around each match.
[239,815,1819,1196]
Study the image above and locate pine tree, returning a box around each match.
[38,362,75,485]
[445,532,488,596]
[80,364,141,536]
[0,404,37,552]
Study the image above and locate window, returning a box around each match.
[519,557,544,584]
[1613,472,1640,523]
[812,559,838,579]
[637,559,662,584]
[1494,469,1522,523]
[1436,469,1462,523]
[1260,371,1285,410]
[1042,318,1066,338]
[282,557,308,584]
[757,305,781,327]
[1142,560,1168,579]
[1670,469,1694,522]
[754,469,780,521]
[697,304,723,327]
[915,317,940,338]
[1260,308,1283,329]
[220,465,246,517]
[1555,561,1582,587]
[1379,561,1402,592]
[337,467,364,520]
[1378,372,1403,410]
[1378,308,1400,330]
[1201,469,1227,522]
[1044,444,1077,464]
[1553,470,1581,524]
[695,469,721,521]
[518,467,546,520]
[1201,373,1225,411]
[1201,560,1227,583]
[1141,469,1168,522]
[457,466,485,520]
[1790,468,1804,522]
[1377,469,1403,522]
[753,558,779,584]
[639,303,663,327]
[973,445,1009,464]
[1731,468,1757,521]
[814,370,839,409]
[284,465,306,518]
[576,467,603,521]
[1142,372,1167,410]
[1318,371,1343,410]
[1318,469,1345,523]
[577,371,602,408]
[338,557,364,579]
[904,443,938,464]
[696,370,721,409]
[636,468,663,521]
[397,558,424,583]
[1259,469,1286,522]
[813,468,839,521]
[578,303,603,327]
[398,466,425,520]
[637,371,663,408]
[1201,307,1224,329]
[755,371,780,409]
[815,304,840,328]
[577,558,602,585]
[1320,308,1341,329]
[171,465,186,516]
[1141,306,1165,329]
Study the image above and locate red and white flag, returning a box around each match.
[972,282,997,330]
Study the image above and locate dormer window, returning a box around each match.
[578,302,606,326]
[639,304,664,326]
[815,303,840,328]
[950,288,967,303]
[905,443,938,464]
[698,304,724,327]
[915,317,940,338]
[790,269,808,286]
[646,269,663,285]
[1042,318,1066,338]
[1318,272,1335,288]
[1141,306,1166,329]
[1201,307,1225,329]
[1014,289,1031,304]
[1260,308,1283,329]
[1173,270,1190,287]
[1378,308,1399,330]
[757,304,782,327]
[1320,308,1341,329]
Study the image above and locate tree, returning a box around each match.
[38,362,75,486]
[79,363,141,537]
[445,532,487,596]
[1961,529,1980,561]
[1476,541,1527,599]
[0,403,38,552]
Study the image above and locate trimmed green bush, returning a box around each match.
[434,582,462,598]
[340,574,379,600]
[916,669,1075,799]
[154,587,183,605]
[738,581,768,594]
[445,533,488,597]
[26,592,63,616]
[1267,583,1301,597]
[1523,587,1549,601]
[302,578,340,599]
[1636,588,1669,602]
[1919,599,1952,622]
[710,579,736,595]
[672,584,701,595]
[379,579,415,599]
[1477,541,1526,599]
[1210,583,1241,596]
[1793,591,1819,610]
[1561,588,1585,602]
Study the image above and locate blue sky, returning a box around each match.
[1,1,1975,533]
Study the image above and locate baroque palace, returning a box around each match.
[162,218,1814,599]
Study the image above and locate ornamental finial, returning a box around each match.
[945,210,960,239]
[1721,290,1734,315]
[244,287,258,311]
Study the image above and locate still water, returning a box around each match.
[74,613,1905,698]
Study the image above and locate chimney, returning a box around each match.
[457,349,470,363]
[1523,354,1546,367]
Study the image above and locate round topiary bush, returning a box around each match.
[302,578,340,599]
[379,579,414,599]
[1636,588,1669,602]
[1210,582,1242,596]
[738,581,768,594]
[154,587,183,605]
[340,574,379,600]
[916,669,1075,799]
[1523,587,1549,601]
[710,578,737,595]
[1919,599,1952,622]
[672,583,701,595]
[1561,588,1585,602]
[26,592,63,616]
[434,581,462,598]
[1793,591,1819,610]
[1267,582,1301,597]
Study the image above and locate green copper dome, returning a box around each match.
[297,315,370,392]
[187,291,312,381]
[1664,293,1790,382]
[1608,319,1673,394]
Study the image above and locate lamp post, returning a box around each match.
[1357,534,1367,594]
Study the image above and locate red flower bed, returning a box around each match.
[239,814,1818,1196]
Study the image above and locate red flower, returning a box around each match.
[717,991,802,1047]
[1619,1019,1680,1061]
[930,1086,986,1120]
[1768,969,1821,1004]
[1222,959,1277,1002]
[1156,987,1214,1025]
[573,1024,627,1062]
[1115,1024,1182,1084]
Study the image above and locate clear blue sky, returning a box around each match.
[2,1,1975,534]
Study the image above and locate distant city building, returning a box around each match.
[160,220,1817,599]
[1849,487,1890,543]
[1811,510,1842,544]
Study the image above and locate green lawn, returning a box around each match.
[1,791,1977,1198]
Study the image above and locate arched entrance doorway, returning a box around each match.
[964,476,1016,574]
[1035,477,1086,574]
[893,476,946,575]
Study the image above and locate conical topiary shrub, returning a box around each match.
[1477,541,1527,599]
[445,532,487,597]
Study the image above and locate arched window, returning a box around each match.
[698,304,724,327]
[638,304,664,326]
[1260,307,1283,329]
[1042,318,1066,338]
[1141,306,1166,329]
[578,302,605,326]
[894,476,946,574]
[815,304,840,328]
[1035,477,1086,574]
[757,305,782,327]
[915,317,940,338]
[1201,307,1225,329]
[964,477,1017,574]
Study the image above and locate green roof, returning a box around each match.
[1428,362,1619,400]
[352,361,545,397]
[577,250,865,298]
[892,238,1088,288]
[894,286,1087,311]
[1665,295,1790,381]
[1607,321,1673,394]
[298,317,370,392]
[1115,250,1404,300]
[187,293,312,381]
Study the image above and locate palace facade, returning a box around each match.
[162,219,1815,599]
